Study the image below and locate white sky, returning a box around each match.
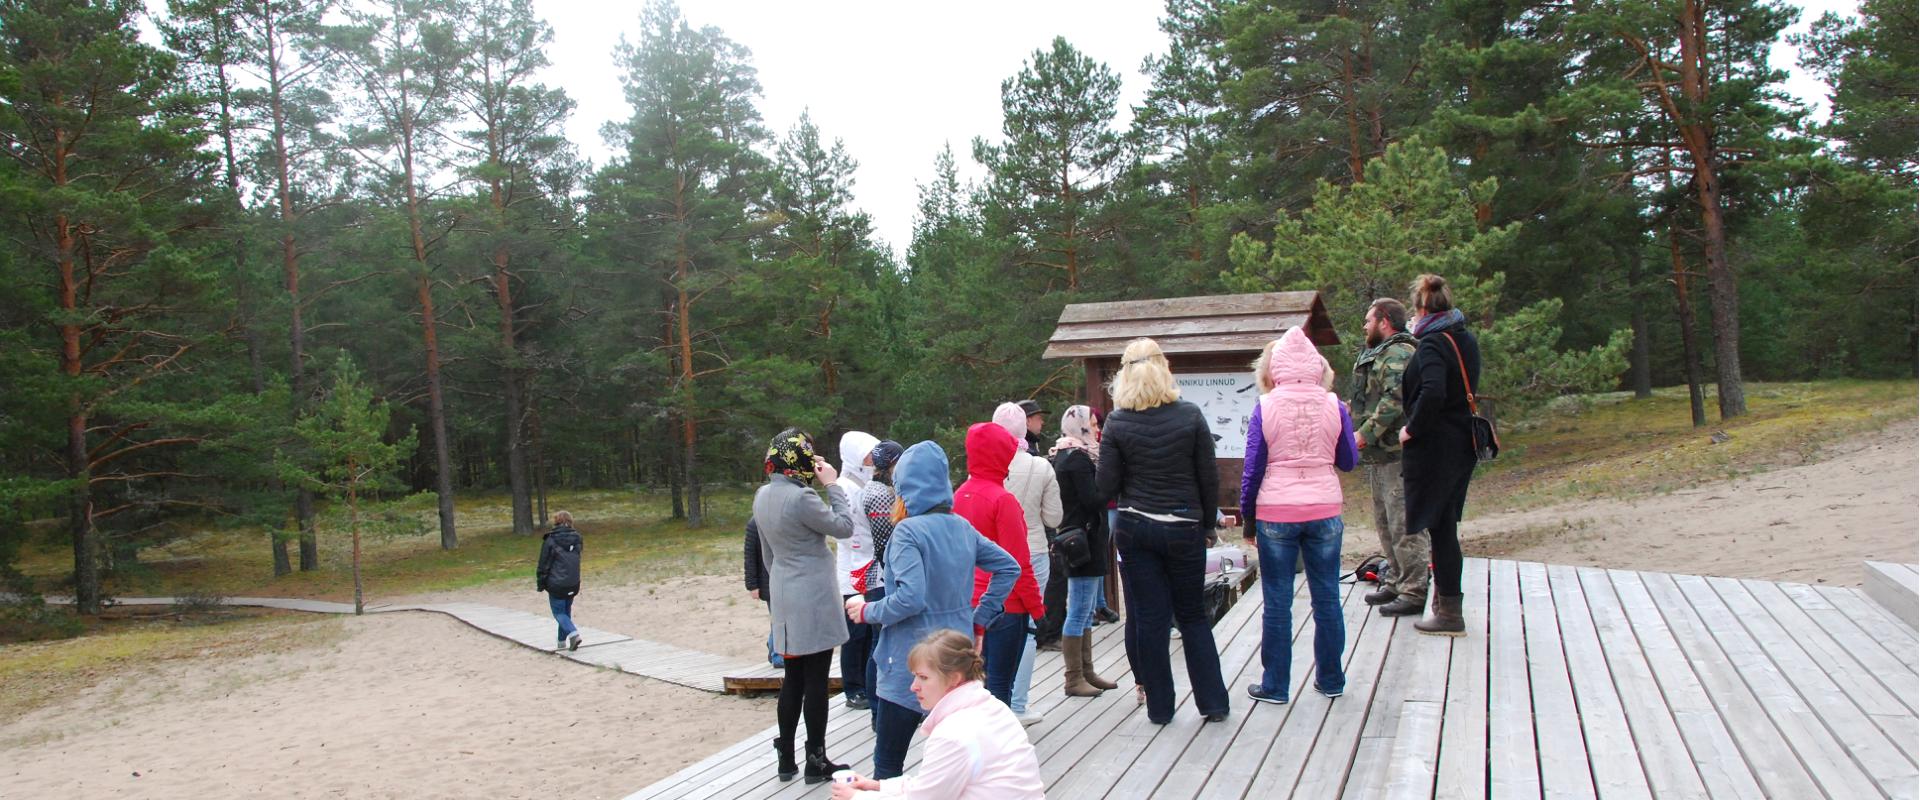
[144,0,1862,255]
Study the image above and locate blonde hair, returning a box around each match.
[1250,339,1281,393]
[552,510,574,527]
[908,629,985,682]
[1320,363,1335,391]
[1109,338,1180,411]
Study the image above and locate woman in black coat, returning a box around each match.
[1398,274,1481,636]
[1048,404,1118,698]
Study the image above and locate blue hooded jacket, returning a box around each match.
[861,440,1019,712]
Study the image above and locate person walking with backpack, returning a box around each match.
[1350,298,1427,618]
[536,511,585,651]
[1400,274,1482,636]
[1239,328,1359,705]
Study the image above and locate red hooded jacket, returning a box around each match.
[956,423,1044,619]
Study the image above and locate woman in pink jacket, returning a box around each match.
[831,630,1045,800]
[1238,327,1359,705]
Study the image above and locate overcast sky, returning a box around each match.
[146,0,1862,255]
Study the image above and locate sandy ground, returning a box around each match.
[4,423,1912,798]
[1444,421,1918,586]
[0,612,771,799]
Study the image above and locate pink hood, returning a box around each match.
[992,403,1027,446]
[1268,326,1328,388]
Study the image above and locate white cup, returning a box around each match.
[832,769,858,785]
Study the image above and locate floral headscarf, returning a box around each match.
[1050,404,1100,464]
[764,427,818,482]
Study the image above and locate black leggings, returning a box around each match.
[777,650,832,746]
[1430,516,1463,596]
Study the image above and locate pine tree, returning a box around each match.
[333,0,466,548]
[448,0,577,535]
[0,0,222,612]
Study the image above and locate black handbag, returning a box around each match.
[1050,524,1094,569]
[1441,332,1500,462]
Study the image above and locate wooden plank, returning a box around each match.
[1807,586,1920,673]
[1192,579,1340,800]
[1699,576,1919,795]
[1545,564,1653,799]
[1647,572,1884,800]
[1056,291,1322,325]
[1746,579,1917,717]
[1045,331,1304,360]
[1516,561,1595,799]
[1573,567,1713,799]
[1864,561,1920,629]
[1290,577,1400,798]
[1486,559,1543,798]
[1047,313,1314,343]
[1351,584,1452,800]
[1381,701,1446,800]
[1434,557,1491,800]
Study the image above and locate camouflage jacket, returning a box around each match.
[1348,332,1417,463]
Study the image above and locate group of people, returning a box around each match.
[710,272,1483,797]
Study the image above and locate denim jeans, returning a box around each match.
[862,586,885,714]
[841,593,873,700]
[1254,517,1347,696]
[1008,550,1049,713]
[548,594,577,641]
[1064,576,1102,636]
[982,612,1028,706]
[1114,513,1230,721]
[871,696,926,779]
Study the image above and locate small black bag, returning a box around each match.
[1050,525,1094,569]
[1442,332,1500,462]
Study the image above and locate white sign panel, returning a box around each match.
[1175,372,1260,460]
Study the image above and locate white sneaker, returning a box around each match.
[555,640,567,651]
[1018,712,1045,727]
[567,632,583,651]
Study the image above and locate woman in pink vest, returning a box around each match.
[1237,326,1359,704]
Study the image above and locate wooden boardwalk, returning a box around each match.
[630,558,1920,799]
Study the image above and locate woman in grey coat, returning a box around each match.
[753,428,857,784]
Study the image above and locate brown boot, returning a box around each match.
[1062,636,1103,697]
[1078,635,1118,691]
[1414,593,1466,636]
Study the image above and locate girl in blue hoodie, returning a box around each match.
[844,440,1022,780]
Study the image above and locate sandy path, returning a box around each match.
[1,612,770,799]
[1455,421,1920,586]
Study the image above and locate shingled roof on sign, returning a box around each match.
[1042,291,1340,360]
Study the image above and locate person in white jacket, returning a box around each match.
[835,430,881,709]
[991,403,1061,725]
[831,629,1045,800]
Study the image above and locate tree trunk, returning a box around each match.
[1676,0,1746,419]
[267,18,316,573]
[1669,229,1707,427]
[396,50,458,550]
[489,148,534,534]
[529,399,548,527]
[59,206,100,613]
[348,464,363,616]
[667,417,684,520]
[1627,246,1653,399]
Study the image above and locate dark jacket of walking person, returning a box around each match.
[1239,327,1358,705]
[1399,274,1481,636]
[536,511,584,650]
[844,439,1020,780]
[753,428,858,783]
[953,422,1045,708]
[1096,337,1231,725]
[1350,297,1427,618]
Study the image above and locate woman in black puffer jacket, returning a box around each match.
[1095,337,1230,725]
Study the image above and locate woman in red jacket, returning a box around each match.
[954,422,1044,706]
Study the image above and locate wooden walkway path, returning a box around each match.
[61,595,763,694]
[630,558,1920,799]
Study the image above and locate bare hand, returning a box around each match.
[1398,428,1412,445]
[814,458,839,486]
[1354,432,1366,449]
[831,777,881,799]
[749,588,760,601]
[844,596,866,622]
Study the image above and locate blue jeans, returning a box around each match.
[863,586,886,720]
[871,696,925,779]
[1114,513,1230,721]
[981,612,1028,706]
[1009,551,1049,714]
[548,593,577,641]
[1064,576,1102,636]
[1255,517,1347,696]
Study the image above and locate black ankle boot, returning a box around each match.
[772,737,797,782]
[803,740,846,784]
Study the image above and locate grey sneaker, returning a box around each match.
[567,632,582,651]
[1017,712,1045,727]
